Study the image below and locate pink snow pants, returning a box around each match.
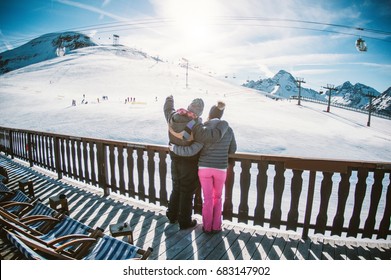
[198,168,227,232]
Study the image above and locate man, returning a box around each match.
[163,95,227,229]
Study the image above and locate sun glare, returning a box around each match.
[165,0,219,52]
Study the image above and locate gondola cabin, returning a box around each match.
[356,38,367,52]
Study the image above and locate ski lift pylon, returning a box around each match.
[355,37,367,52]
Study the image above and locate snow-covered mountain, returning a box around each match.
[243,70,321,100]
[370,87,391,115]
[243,70,387,112]
[0,32,97,74]
[1,32,391,162]
[331,81,380,109]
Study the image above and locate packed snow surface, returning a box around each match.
[1,45,391,162]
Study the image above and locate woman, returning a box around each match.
[171,101,236,233]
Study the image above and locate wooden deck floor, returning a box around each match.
[1,154,390,260]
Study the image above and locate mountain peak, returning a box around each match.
[0,31,97,74]
[274,69,294,80]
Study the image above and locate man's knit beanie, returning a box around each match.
[187,98,204,117]
[209,101,225,119]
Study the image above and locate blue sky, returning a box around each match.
[1,0,390,92]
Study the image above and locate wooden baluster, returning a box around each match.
[254,161,268,226]
[302,171,316,239]
[97,142,109,196]
[238,159,251,223]
[287,169,303,231]
[60,138,67,176]
[12,131,17,157]
[45,135,50,168]
[83,141,89,184]
[32,134,37,164]
[24,132,28,160]
[347,168,368,237]
[39,134,43,165]
[147,149,156,204]
[20,132,24,158]
[71,139,78,178]
[47,136,52,169]
[24,133,28,160]
[49,136,54,170]
[109,144,116,192]
[378,173,391,239]
[23,133,27,160]
[331,169,351,236]
[363,170,385,238]
[223,160,235,221]
[34,134,38,164]
[20,132,25,159]
[17,132,21,158]
[34,134,39,164]
[53,136,62,180]
[14,131,17,157]
[27,133,33,167]
[76,139,82,181]
[127,147,135,198]
[158,150,168,206]
[315,172,333,234]
[90,142,97,186]
[8,130,14,159]
[38,134,43,166]
[137,148,145,200]
[118,145,126,195]
[66,138,72,177]
[270,162,285,229]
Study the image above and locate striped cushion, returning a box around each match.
[83,235,139,260]
[40,216,92,243]
[6,231,45,260]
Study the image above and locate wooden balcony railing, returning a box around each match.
[0,126,390,240]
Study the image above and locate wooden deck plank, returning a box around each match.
[184,224,234,260]
[158,225,205,260]
[252,232,275,260]
[220,227,257,260]
[294,238,312,260]
[1,154,390,261]
[205,226,241,260]
[307,236,324,260]
[281,234,301,260]
[321,238,336,260]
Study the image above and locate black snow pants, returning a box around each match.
[166,152,200,227]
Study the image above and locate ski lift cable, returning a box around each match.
[220,16,391,36]
[3,16,391,52]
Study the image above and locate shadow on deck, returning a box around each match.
[1,154,390,260]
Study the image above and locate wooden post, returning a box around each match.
[27,132,33,167]
[223,160,235,221]
[53,136,63,180]
[287,169,303,231]
[97,142,109,196]
[270,162,285,229]
[158,150,168,206]
[254,161,268,226]
[137,148,145,201]
[302,171,316,239]
[8,130,14,159]
[238,159,251,223]
[147,149,156,204]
